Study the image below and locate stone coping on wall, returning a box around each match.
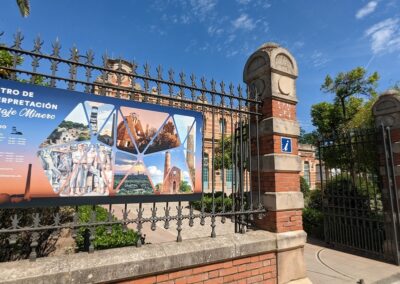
[0,230,306,284]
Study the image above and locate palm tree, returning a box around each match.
[16,0,30,17]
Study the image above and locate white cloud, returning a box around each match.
[365,18,400,54]
[258,0,271,9]
[293,41,305,49]
[232,14,255,31]
[207,25,224,36]
[190,0,217,19]
[226,50,239,57]
[147,166,163,177]
[356,1,378,19]
[181,15,190,24]
[311,51,330,68]
[236,0,271,8]
[114,165,132,173]
[183,171,190,179]
[236,0,251,5]
[226,34,236,43]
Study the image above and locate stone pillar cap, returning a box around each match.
[373,89,400,116]
[381,89,400,96]
[243,42,298,83]
[257,42,280,50]
[373,89,400,128]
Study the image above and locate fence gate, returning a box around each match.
[318,127,400,264]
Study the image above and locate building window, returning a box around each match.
[316,165,320,182]
[219,118,226,134]
[203,153,209,190]
[226,169,232,182]
[304,161,311,186]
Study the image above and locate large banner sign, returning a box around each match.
[0,79,202,207]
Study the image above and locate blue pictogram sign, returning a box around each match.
[281,137,292,153]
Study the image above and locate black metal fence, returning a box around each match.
[0,31,266,261]
[318,127,400,264]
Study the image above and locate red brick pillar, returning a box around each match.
[244,43,308,284]
[373,90,400,265]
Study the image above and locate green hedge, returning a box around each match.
[303,189,324,239]
[303,207,324,239]
[300,176,310,197]
[190,192,233,212]
[75,206,139,251]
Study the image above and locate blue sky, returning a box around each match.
[1,0,400,131]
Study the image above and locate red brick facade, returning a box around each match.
[258,210,303,233]
[120,252,277,284]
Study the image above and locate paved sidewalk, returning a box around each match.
[305,239,400,284]
[109,202,235,243]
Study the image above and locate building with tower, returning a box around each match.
[185,126,195,185]
[89,106,98,134]
[162,151,182,193]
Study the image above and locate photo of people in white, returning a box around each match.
[38,143,112,196]
[38,101,114,196]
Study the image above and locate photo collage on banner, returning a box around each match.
[37,102,200,197]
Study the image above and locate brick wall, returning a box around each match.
[259,210,303,233]
[253,172,300,193]
[120,252,277,284]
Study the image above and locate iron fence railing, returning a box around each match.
[318,127,400,264]
[0,31,266,261]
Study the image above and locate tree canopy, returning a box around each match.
[299,128,318,145]
[321,67,379,119]
[214,136,233,170]
[0,49,48,86]
[311,67,379,137]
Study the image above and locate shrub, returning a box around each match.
[300,176,310,197]
[303,189,324,239]
[190,193,233,212]
[324,175,377,213]
[75,206,139,251]
[305,189,323,211]
[0,207,74,262]
[302,207,324,239]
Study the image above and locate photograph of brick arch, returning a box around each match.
[144,149,194,194]
[116,107,180,154]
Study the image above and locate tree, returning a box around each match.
[311,95,375,136]
[299,128,318,145]
[0,50,23,79]
[346,95,378,130]
[311,101,342,136]
[179,181,191,192]
[214,136,233,170]
[16,0,30,17]
[0,49,48,86]
[321,67,379,120]
[312,67,380,136]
